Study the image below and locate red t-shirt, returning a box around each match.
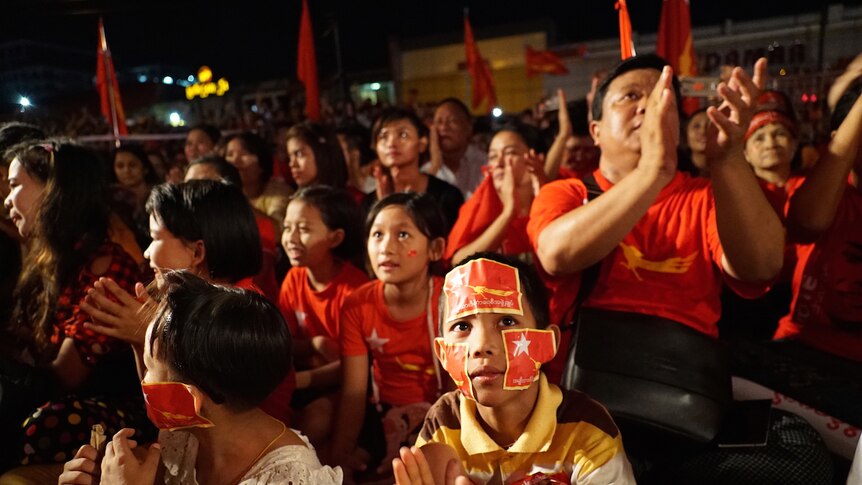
[340,278,443,406]
[776,181,862,362]
[445,175,532,263]
[278,263,368,340]
[528,169,766,337]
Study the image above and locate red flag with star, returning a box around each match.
[435,339,474,399]
[444,258,523,322]
[141,382,214,431]
[502,329,557,390]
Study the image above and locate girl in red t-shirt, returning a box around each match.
[277,185,367,444]
[331,192,447,481]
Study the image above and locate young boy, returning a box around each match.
[393,253,634,484]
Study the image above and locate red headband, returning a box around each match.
[745,111,797,142]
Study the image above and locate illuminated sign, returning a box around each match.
[185,66,229,100]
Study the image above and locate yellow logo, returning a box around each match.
[619,242,697,281]
[466,285,514,297]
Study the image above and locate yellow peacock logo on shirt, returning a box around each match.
[619,242,698,281]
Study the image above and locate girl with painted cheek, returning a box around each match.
[60,272,342,485]
[331,192,448,480]
[275,186,367,445]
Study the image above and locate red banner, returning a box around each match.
[96,18,128,136]
[464,15,498,113]
[525,46,569,78]
[615,0,635,60]
[297,0,320,121]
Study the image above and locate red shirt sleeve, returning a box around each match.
[339,283,374,357]
[527,178,588,250]
[277,268,303,338]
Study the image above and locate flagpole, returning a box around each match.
[100,19,121,148]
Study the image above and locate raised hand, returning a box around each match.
[393,446,470,485]
[427,126,444,176]
[374,165,394,201]
[706,58,768,167]
[100,429,161,485]
[82,278,150,347]
[639,66,679,181]
[524,149,548,195]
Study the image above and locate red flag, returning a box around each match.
[141,382,214,431]
[615,0,636,60]
[464,15,498,113]
[525,46,569,78]
[297,0,320,121]
[657,0,700,114]
[96,18,128,137]
[502,329,557,390]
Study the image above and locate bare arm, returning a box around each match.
[787,93,862,239]
[537,67,679,275]
[51,338,92,391]
[330,354,370,478]
[707,59,784,282]
[544,89,572,181]
[296,359,342,389]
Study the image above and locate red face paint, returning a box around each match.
[407,249,418,257]
[502,329,557,390]
[141,382,214,431]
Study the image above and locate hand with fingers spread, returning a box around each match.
[59,445,100,485]
[524,149,548,194]
[101,428,161,485]
[393,445,470,485]
[427,127,445,176]
[638,65,680,183]
[706,58,768,168]
[81,278,151,348]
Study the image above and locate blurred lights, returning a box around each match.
[162,76,174,85]
[168,112,185,127]
[492,107,503,118]
[370,82,381,90]
[779,69,786,76]
[187,75,195,82]
[138,75,148,83]
[18,96,31,108]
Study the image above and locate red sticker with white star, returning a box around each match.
[141,382,214,431]
[444,258,523,322]
[435,338,474,399]
[502,329,557,390]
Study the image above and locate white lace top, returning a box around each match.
[159,428,343,485]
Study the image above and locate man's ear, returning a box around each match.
[419,136,429,154]
[328,228,345,250]
[429,237,445,262]
[589,120,601,146]
[547,324,563,354]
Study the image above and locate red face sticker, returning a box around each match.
[141,382,214,431]
[444,258,523,321]
[502,329,557,390]
[435,338,474,399]
[407,249,418,257]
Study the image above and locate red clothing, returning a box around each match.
[340,278,443,406]
[53,241,140,366]
[776,181,862,362]
[253,212,280,303]
[445,175,532,263]
[528,169,766,337]
[277,263,368,340]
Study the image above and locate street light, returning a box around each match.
[18,96,31,108]
[492,107,503,118]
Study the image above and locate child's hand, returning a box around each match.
[100,428,161,485]
[393,445,470,485]
[59,445,100,485]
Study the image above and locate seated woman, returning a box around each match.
[60,271,342,484]
[0,141,147,469]
[285,122,365,203]
[111,144,161,249]
[362,108,464,234]
[445,121,548,265]
[225,132,293,226]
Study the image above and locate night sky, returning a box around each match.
[1,0,857,83]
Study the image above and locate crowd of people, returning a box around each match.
[0,51,860,485]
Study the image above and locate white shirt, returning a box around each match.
[421,144,487,200]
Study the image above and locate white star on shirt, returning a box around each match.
[366,328,389,351]
[512,334,531,357]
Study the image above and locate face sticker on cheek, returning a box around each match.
[502,329,557,390]
[407,249,418,257]
[141,382,215,431]
[435,338,475,400]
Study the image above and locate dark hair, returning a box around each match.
[225,132,274,184]
[187,155,243,186]
[493,121,548,154]
[146,180,262,282]
[365,192,447,243]
[188,124,221,146]
[291,186,364,268]
[113,144,160,186]
[10,141,110,350]
[0,122,45,164]
[148,271,291,411]
[831,77,862,131]
[336,123,375,167]
[591,54,683,122]
[436,97,473,121]
[286,122,348,188]
[371,108,430,147]
[441,252,550,331]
